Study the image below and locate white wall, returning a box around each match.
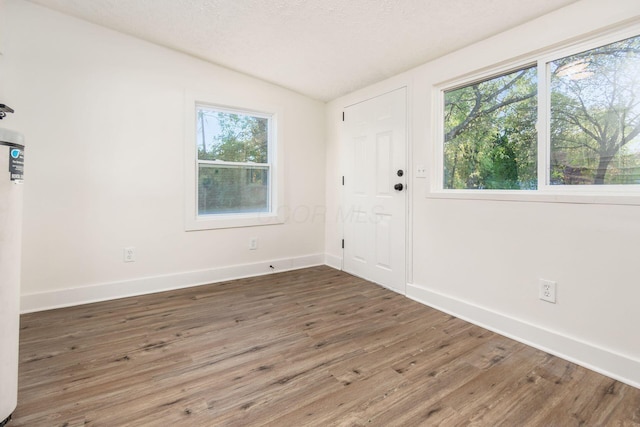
[1,0,326,311]
[326,0,640,388]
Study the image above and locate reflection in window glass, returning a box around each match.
[550,35,640,185]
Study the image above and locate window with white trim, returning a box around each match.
[185,96,282,231]
[439,29,640,194]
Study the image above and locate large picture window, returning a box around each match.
[439,29,640,195]
[196,106,271,215]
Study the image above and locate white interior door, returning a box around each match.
[342,88,407,293]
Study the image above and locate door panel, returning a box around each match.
[343,88,407,293]
[375,213,392,269]
[376,132,392,195]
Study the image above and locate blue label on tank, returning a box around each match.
[9,147,24,181]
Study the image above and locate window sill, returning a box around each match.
[426,190,640,206]
[185,212,283,231]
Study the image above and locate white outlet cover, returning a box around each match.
[539,279,557,303]
[124,247,136,262]
[249,238,258,250]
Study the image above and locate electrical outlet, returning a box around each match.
[124,247,136,262]
[416,165,427,178]
[249,237,258,250]
[539,279,557,303]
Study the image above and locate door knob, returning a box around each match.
[394,183,404,191]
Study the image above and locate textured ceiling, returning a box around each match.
[25,0,578,101]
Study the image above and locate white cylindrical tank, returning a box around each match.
[0,128,24,426]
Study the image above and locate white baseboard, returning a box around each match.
[324,253,342,270]
[407,282,640,389]
[21,254,325,314]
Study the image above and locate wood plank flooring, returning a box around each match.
[12,266,640,426]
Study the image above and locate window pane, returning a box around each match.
[443,67,537,190]
[198,165,269,215]
[196,107,268,163]
[550,35,640,185]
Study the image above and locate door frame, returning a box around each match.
[340,85,412,294]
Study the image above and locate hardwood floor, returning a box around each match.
[12,266,640,426]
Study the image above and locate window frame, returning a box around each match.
[185,92,284,231]
[432,23,640,205]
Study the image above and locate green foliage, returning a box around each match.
[198,111,268,163]
[485,131,520,189]
[444,67,537,189]
[444,33,640,189]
